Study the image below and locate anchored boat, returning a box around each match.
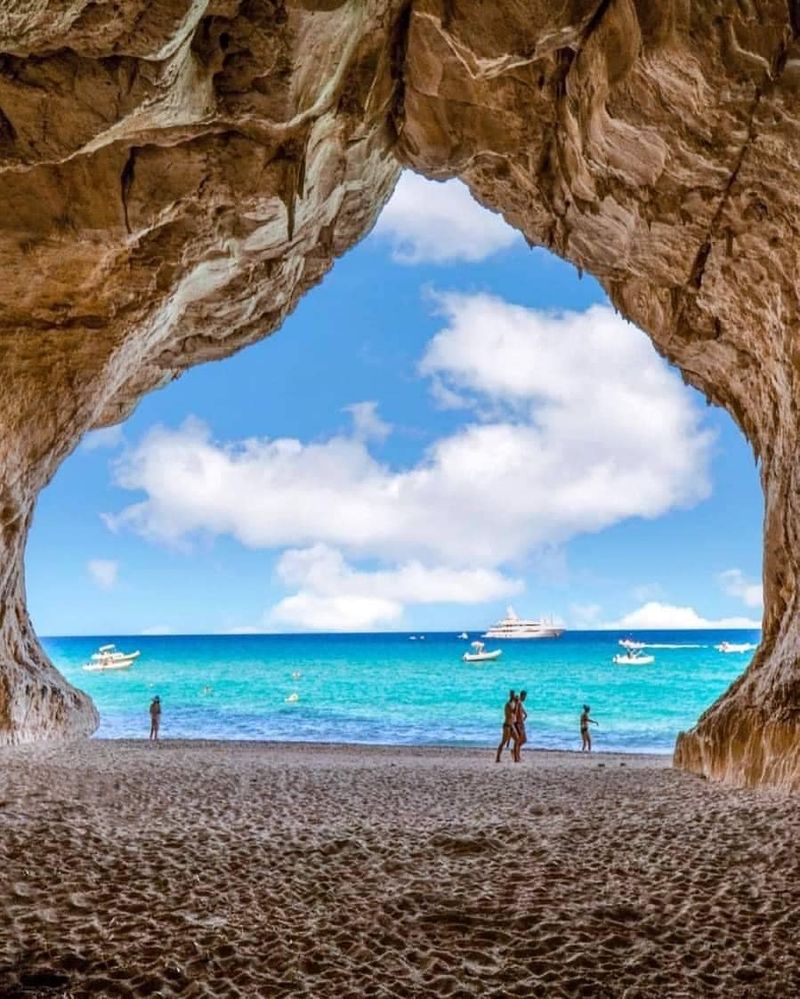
[82,644,141,672]
[462,640,502,663]
[484,606,564,640]
[613,649,654,666]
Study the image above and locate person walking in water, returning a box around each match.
[513,690,528,762]
[149,695,162,742]
[580,704,598,752]
[495,690,518,763]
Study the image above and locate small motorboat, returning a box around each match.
[619,638,646,650]
[716,641,756,654]
[463,640,502,663]
[82,644,141,672]
[613,649,654,666]
[458,632,469,640]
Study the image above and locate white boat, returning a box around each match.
[483,606,564,640]
[613,649,654,666]
[716,641,756,654]
[619,638,646,650]
[458,632,469,640]
[463,641,502,663]
[82,644,141,672]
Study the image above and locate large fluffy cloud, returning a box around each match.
[107,297,715,629]
[372,173,519,264]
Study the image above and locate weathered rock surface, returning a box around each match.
[0,1,797,785]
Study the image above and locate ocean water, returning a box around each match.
[43,630,760,754]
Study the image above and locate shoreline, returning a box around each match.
[2,740,798,997]
[73,737,675,758]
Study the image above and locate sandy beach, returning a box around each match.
[1,741,798,998]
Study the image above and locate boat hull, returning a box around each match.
[83,650,140,672]
[613,654,654,666]
[482,631,564,639]
[463,650,503,662]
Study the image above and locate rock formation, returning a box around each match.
[0,0,798,788]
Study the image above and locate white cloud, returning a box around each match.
[140,624,173,635]
[109,302,712,568]
[718,568,763,608]
[631,582,664,603]
[605,601,761,630]
[372,173,519,264]
[268,544,520,631]
[107,297,716,628]
[343,401,391,442]
[270,593,403,631]
[87,559,119,589]
[82,426,124,452]
[570,603,602,628]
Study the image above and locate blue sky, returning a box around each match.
[27,174,764,636]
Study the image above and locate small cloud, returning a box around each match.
[140,624,172,636]
[343,401,391,442]
[372,173,519,264]
[718,568,763,609]
[269,592,403,632]
[570,603,602,628]
[603,601,761,630]
[87,559,119,590]
[82,426,124,452]
[631,582,663,603]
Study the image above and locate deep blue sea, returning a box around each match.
[43,630,760,754]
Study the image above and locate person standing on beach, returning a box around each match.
[149,696,162,742]
[495,690,518,763]
[513,690,528,762]
[580,704,598,752]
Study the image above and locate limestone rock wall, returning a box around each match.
[1,0,799,784]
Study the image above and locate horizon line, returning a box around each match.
[40,626,764,639]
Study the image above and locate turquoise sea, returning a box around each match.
[44,631,759,753]
[43,630,760,754]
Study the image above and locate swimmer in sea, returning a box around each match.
[495,690,518,763]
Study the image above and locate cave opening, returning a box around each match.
[23,174,764,757]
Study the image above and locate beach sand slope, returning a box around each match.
[1,742,798,998]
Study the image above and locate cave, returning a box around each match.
[0,0,798,789]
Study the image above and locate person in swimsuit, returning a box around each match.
[149,695,162,742]
[495,690,518,763]
[580,704,598,752]
[513,690,528,762]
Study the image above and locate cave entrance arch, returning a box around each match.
[0,0,797,788]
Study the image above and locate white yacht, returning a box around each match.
[82,644,141,672]
[483,607,564,640]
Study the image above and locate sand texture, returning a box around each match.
[1,741,799,998]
